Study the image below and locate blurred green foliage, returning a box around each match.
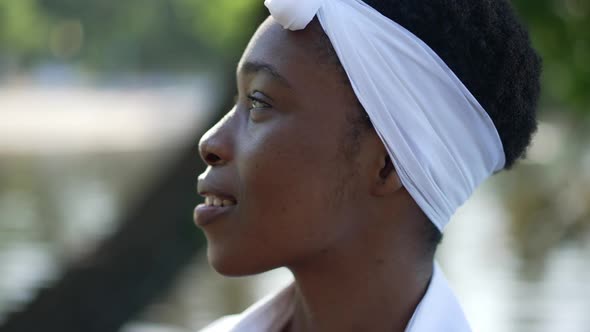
[512,0,590,115]
[0,0,588,113]
[0,0,260,71]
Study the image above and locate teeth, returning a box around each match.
[204,195,236,207]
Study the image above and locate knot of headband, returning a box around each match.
[264,0,505,230]
[265,0,323,30]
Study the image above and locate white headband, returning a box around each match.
[264,0,505,230]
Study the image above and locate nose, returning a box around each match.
[198,112,235,167]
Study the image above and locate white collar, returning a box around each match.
[200,263,471,332]
[405,263,472,332]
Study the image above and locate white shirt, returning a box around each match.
[200,263,472,332]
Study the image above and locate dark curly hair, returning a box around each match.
[315,0,542,254]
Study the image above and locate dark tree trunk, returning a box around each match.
[0,141,206,332]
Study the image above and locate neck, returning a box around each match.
[285,214,433,332]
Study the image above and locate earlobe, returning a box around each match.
[374,155,403,196]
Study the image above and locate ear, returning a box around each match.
[372,154,403,196]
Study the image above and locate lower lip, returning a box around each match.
[193,203,235,226]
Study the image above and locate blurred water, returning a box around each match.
[0,76,211,324]
[1,81,589,332]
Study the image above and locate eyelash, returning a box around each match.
[234,93,271,110]
[247,95,270,110]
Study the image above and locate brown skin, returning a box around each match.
[198,17,433,332]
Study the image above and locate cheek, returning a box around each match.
[238,124,347,256]
[205,109,360,276]
[243,132,327,219]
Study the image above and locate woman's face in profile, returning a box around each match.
[196,17,376,276]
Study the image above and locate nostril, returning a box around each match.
[199,131,231,166]
[205,153,222,165]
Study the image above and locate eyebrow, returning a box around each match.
[238,61,292,88]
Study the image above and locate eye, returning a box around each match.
[247,95,271,110]
[245,93,273,122]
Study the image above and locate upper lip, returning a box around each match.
[197,174,238,202]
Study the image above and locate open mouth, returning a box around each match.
[203,194,237,208]
[194,193,238,227]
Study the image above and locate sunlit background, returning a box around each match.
[0,1,589,331]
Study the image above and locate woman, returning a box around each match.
[194,0,540,331]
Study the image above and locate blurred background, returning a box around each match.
[0,1,588,331]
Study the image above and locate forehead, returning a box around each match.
[237,17,336,91]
